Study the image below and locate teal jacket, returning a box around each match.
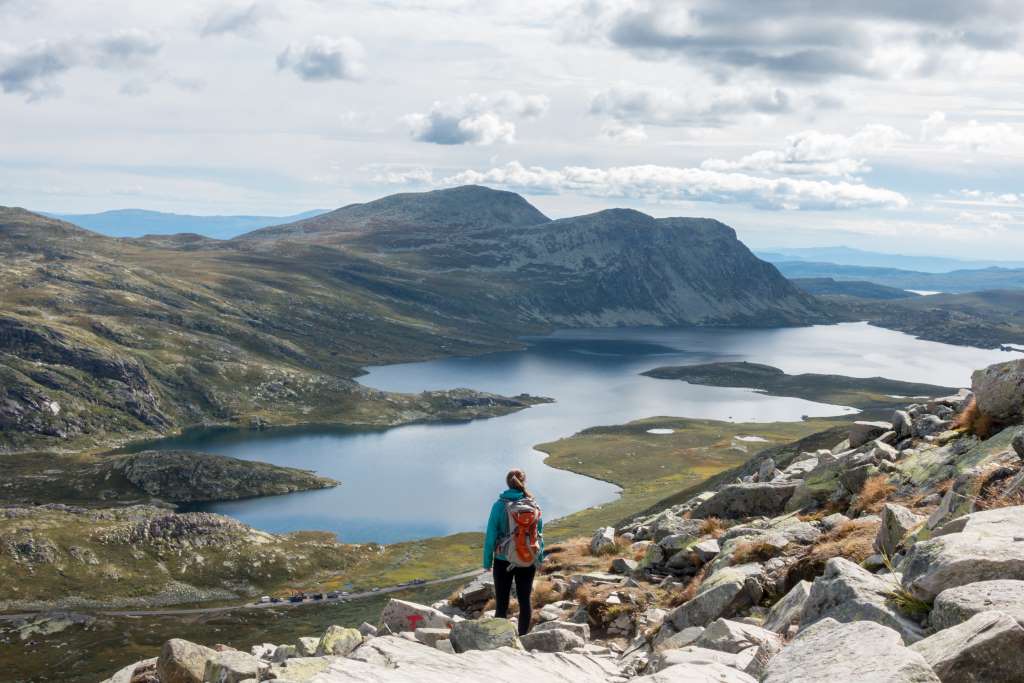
[483,489,544,569]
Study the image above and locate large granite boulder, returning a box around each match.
[763,580,812,633]
[157,639,215,683]
[931,579,1024,629]
[379,598,454,633]
[448,617,521,653]
[694,618,782,655]
[909,611,1024,683]
[333,634,622,682]
[801,557,925,643]
[668,563,763,629]
[875,503,926,557]
[692,482,798,519]
[849,421,892,448]
[902,506,1024,601]
[452,574,494,612]
[762,618,938,683]
[972,359,1024,425]
[519,628,584,653]
[202,651,260,683]
[316,626,364,656]
[590,526,617,554]
[1014,430,1024,459]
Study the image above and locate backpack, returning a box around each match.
[496,497,542,568]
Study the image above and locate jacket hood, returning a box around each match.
[499,488,525,500]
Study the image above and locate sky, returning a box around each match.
[2,0,1024,257]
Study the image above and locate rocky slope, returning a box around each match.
[1,188,824,452]
[104,358,1024,681]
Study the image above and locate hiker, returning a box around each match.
[483,468,544,635]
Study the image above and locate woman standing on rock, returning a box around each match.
[483,468,544,635]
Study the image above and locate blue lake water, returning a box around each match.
[138,323,1019,544]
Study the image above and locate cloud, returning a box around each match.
[277,36,365,81]
[590,83,790,127]
[600,121,647,142]
[0,30,161,100]
[404,91,550,145]
[701,124,906,177]
[384,161,908,210]
[569,1,1024,82]
[201,2,277,37]
[93,30,161,68]
[921,112,1024,152]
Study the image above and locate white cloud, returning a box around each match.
[403,91,550,145]
[277,36,365,81]
[920,111,1024,152]
[701,124,906,177]
[590,83,791,127]
[201,2,278,37]
[93,29,161,68]
[600,120,647,142]
[384,161,909,211]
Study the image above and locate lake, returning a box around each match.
[140,323,1018,543]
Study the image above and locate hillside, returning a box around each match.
[1,188,826,451]
[774,260,1024,293]
[758,245,1024,273]
[790,277,918,300]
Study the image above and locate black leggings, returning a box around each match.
[493,558,535,635]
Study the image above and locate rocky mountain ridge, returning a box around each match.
[101,358,1024,682]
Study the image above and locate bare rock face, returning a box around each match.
[849,421,893,449]
[875,503,926,557]
[931,579,1024,630]
[379,599,454,633]
[972,359,1024,425]
[691,482,798,519]
[157,639,216,683]
[909,611,1024,683]
[668,563,763,629]
[762,619,938,683]
[763,580,812,634]
[448,617,521,653]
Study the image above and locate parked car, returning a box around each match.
[259,595,271,603]
[326,591,340,599]
[288,594,305,603]
[270,597,283,603]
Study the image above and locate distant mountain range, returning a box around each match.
[756,246,1024,273]
[1,185,826,452]
[773,261,1024,294]
[42,208,328,239]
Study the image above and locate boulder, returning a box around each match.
[902,506,1024,601]
[316,625,363,656]
[448,617,520,653]
[379,598,453,633]
[270,645,295,664]
[692,539,720,563]
[452,574,494,611]
[763,618,938,683]
[413,628,452,648]
[668,563,763,629]
[875,503,926,557]
[849,421,892,448]
[158,639,215,683]
[763,580,812,633]
[801,557,925,643]
[590,526,616,554]
[653,625,704,651]
[972,359,1024,425]
[1014,430,1024,460]
[533,620,590,640]
[757,457,776,483]
[202,651,260,683]
[357,622,378,637]
[648,511,701,541]
[913,415,952,437]
[294,636,318,657]
[692,482,798,519]
[931,579,1024,629]
[893,410,914,440]
[909,611,1024,683]
[332,635,621,682]
[694,618,782,655]
[611,557,638,574]
[820,513,849,530]
[435,639,455,654]
[101,658,158,683]
[519,628,585,653]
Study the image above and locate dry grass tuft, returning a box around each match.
[955,396,996,439]
[974,463,1024,511]
[731,540,785,565]
[572,584,595,607]
[784,517,880,590]
[849,475,896,516]
[698,517,726,539]
[593,538,628,557]
[668,564,710,607]
[542,538,602,575]
[531,579,562,608]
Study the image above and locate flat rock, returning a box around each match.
[801,557,925,643]
[268,656,335,681]
[650,645,740,672]
[763,618,938,683]
[533,620,590,640]
[653,625,705,652]
[449,617,520,653]
[876,503,925,557]
[413,628,452,648]
[763,580,812,633]
[519,628,585,653]
[202,650,260,683]
[910,611,1024,683]
[158,639,215,683]
[849,421,892,449]
[611,557,638,574]
[931,579,1024,630]
[321,635,623,682]
[636,661,756,682]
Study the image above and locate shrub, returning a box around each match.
[783,517,880,590]
[731,539,785,565]
[698,517,726,539]
[955,396,995,438]
[531,579,561,608]
[668,564,710,607]
[849,475,895,516]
